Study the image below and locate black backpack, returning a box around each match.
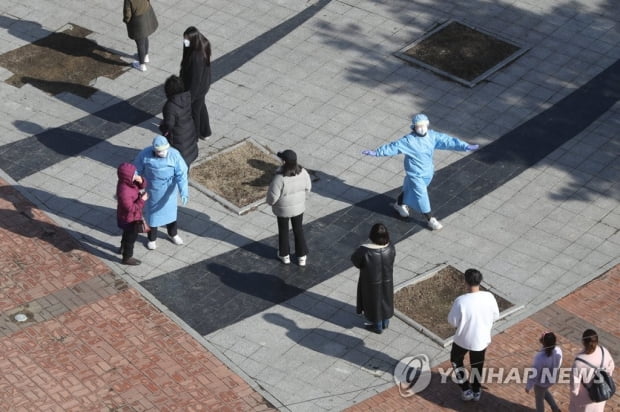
[575,346,616,402]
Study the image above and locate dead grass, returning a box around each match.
[394,266,513,339]
[0,23,127,97]
[190,141,281,208]
[404,21,520,82]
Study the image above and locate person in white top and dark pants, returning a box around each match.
[448,268,499,402]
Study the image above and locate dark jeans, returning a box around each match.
[450,342,486,393]
[147,221,177,241]
[277,214,307,257]
[372,318,390,331]
[135,37,149,64]
[534,385,560,412]
[121,227,138,258]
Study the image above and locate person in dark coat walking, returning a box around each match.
[116,162,149,265]
[351,223,396,334]
[180,26,212,139]
[123,0,158,72]
[160,75,198,167]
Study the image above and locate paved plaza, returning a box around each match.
[0,0,619,410]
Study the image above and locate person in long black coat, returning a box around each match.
[123,0,158,71]
[351,223,396,334]
[160,75,198,167]
[180,26,212,139]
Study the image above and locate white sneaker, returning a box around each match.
[147,241,157,250]
[298,256,307,266]
[131,61,147,72]
[392,202,409,217]
[472,391,481,402]
[171,235,184,245]
[144,54,149,63]
[461,389,474,401]
[427,217,443,230]
[278,254,290,264]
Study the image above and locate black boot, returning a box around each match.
[122,256,141,265]
[121,241,140,265]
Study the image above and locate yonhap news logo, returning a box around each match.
[393,354,432,397]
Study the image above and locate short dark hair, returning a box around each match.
[540,332,557,357]
[164,75,185,98]
[464,269,482,286]
[369,223,390,246]
[582,329,599,354]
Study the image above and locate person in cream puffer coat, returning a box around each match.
[267,149,312,266]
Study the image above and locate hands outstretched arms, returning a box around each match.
[362,150,377,156]
[466,144,479,151]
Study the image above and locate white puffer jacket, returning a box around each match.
[266,168,311,218]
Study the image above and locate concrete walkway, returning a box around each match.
[0,180,275,410]
[347,265,620,411]
[0,0,619,410]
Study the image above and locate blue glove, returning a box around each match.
[466,144,479,151]
[181,196,188,205]
[362,150,377,156]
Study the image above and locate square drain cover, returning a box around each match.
[396,20,528,87]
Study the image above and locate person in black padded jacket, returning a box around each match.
[159,75,198,167]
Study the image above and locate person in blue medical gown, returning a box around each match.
[134,135,189,250]
[363,114,479,230]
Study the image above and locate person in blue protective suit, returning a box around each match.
[363,114,479,230]
[134,135,189,250]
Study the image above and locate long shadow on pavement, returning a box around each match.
[415,372,535,411]
[264,313,398,373]
[0,0,333,181]
[141,58,620,336]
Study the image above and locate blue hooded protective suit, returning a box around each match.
[375,128,469,213]
[134,135,189,227]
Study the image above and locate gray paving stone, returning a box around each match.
[2,0,619,410]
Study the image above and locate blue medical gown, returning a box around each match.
[376,130,468,213]
[133,147,189,227]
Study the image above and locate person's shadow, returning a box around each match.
[0,184,116,259]
[245,158,279,187]
[0,15,134,59]
[413,371,536,411]
[264,313,398,375]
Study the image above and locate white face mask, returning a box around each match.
[415,124,428,136]
[183,39,190,48]
[155,149,168,158]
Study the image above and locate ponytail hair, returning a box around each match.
[540,332,557,357]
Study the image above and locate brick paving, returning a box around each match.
[347,265,620,411]
[4,170,616,411]
[0,180,275,411]
[1,0,619,409]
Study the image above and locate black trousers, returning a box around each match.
[450,342,486,393]
[191,93,211,138]
[277,214,307,257]
[147,221,178,241]
[135,37,149,64]
[121,228,138,258]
